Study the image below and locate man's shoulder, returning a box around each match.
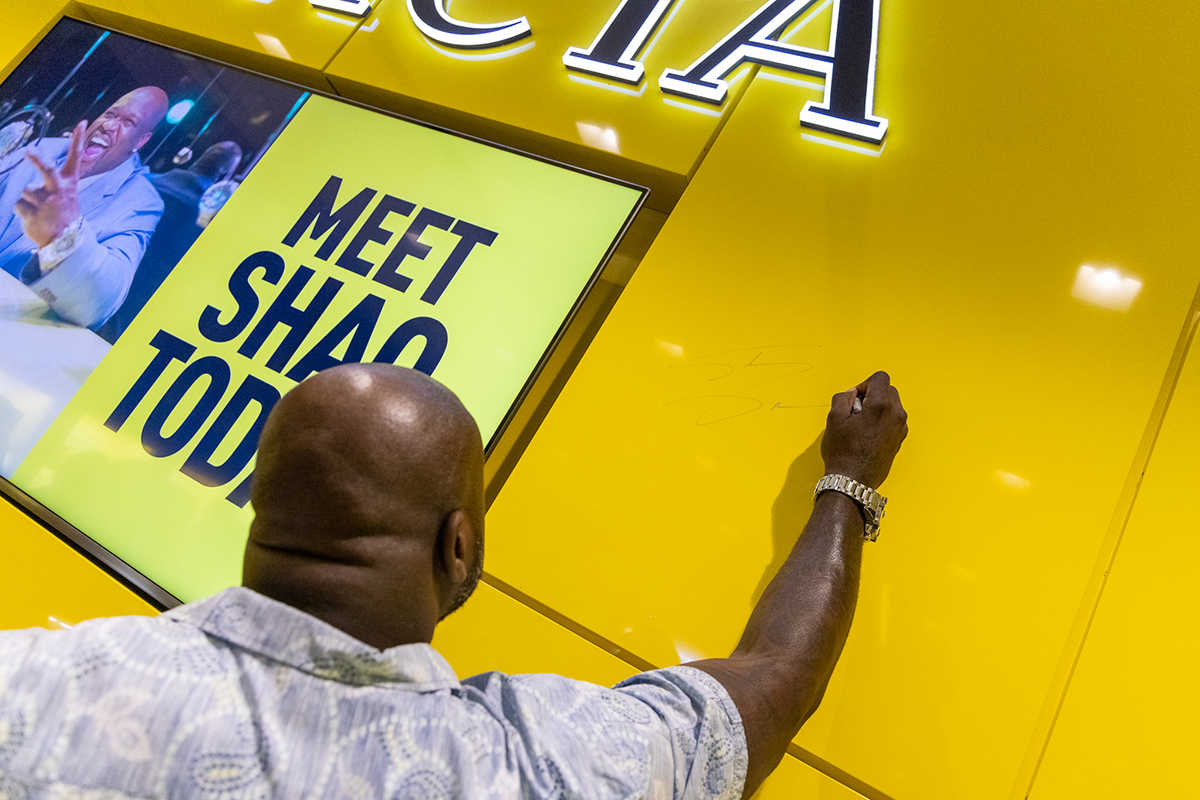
[115,163,165,213]
[0,612,193,683]
[452,666,747,797]
[2,611,177,648]
[459,664,740,732]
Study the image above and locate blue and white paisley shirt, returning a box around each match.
[0,587,747,799]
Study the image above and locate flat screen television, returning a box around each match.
[0,18,645,607]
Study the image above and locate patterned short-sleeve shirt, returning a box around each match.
[0,587,746,799]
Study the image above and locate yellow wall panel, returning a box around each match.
[432,580,637,687]
[483,1,1200,798]
[75,0,373,89]
[754,754,867,800]
[0,0,71,78]
[1028,316,1200,798]
[325,0,761,210]
[0,500,155,630]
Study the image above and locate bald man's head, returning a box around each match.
[244,364,485,647]
[79,86,169,177]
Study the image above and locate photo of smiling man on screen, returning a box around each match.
[0,86,169,329]
[0,21,309,480]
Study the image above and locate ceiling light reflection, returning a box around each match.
[576,122,620,154]
[254,33,293,61]
[657,340,683,358]
[996,470,1031,490]
[1071,264,1142,312]
[674,640,705,664]
[166,100,193,124]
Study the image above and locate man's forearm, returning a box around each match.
[739,490,863,712]
[689,372,906,797]
[690,490,865,794]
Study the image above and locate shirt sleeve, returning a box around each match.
[614,666,748,800]
[0,627,45,690]
[28,176,163,329]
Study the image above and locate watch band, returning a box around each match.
[813,473,887,541]
[37,216,85,274]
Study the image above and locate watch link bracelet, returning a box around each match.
[813,473,887,541]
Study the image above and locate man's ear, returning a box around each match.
[437,510,474,589]
[136,131,153,151]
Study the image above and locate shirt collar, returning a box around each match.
[167,586,460,690]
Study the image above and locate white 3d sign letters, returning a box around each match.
[659,0,887,142]
[562,0,677,85]
[312,0,889,142]
[310,0,371,17]
[406,0,531,49]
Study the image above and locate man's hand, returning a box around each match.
[821,370,908,489]
[15,121,85,248]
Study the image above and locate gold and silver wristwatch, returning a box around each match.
[813,473,887,541]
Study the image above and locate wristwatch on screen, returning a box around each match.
[813,473,887,541]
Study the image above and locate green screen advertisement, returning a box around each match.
[0,21,643,603]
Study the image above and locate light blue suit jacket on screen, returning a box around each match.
[0,137,164,328]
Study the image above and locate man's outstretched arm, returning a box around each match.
[687,371,908,797]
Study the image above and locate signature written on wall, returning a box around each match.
[663,345,827,425]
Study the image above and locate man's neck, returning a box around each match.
[242,540,441,651]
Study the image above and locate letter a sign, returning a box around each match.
[659,0,887,143]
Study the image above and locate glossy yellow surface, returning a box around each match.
[325,0,762,209]
[431,580,637,686]
[76,0,373,78]
[0,0,71,77]
[1028,315,1200,798]
[754,753,867,800]
[0,500,156,630]
[484,2,1200,799]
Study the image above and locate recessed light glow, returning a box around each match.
[165,100,193,124]
[1071,264,1142,312]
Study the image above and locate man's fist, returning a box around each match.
[821,371,908,489]
[14,121,85,248]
